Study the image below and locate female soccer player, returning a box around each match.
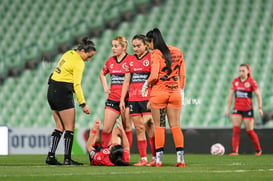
[46,37,96,165]
[226,63,263,155]
[86,119,130,166]
[120,34,156,166]
[99,36,133,148]
[142,28,186,167]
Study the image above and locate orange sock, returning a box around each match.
[171,126,184,148]
[155,126,165,150]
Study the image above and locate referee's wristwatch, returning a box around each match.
[79,103,86,108]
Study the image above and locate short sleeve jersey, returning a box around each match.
[231,77,258,111]
[102,54,133,101]
[126,52,151,101]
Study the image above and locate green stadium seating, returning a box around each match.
[0,0,273,128]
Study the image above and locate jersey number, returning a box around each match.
[55,59,66,74]
[160,64,180,81]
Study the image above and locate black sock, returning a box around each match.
[48,129,63,157]
[64,131,74,160]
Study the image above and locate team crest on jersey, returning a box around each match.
[122,63,128,70]
[110,64,114,69]
[244,82,250,88]
[102,149,110,154]
[143,59,149,66]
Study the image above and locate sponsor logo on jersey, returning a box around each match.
[236,91,248,98]
[245,82,250,88]
[143,59,149,66]
[130,61,133,67]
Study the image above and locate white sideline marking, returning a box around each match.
[1,168,273,177]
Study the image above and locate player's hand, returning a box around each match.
[142,81,148,97]
[259,109,263,117]
[116,119,123,128]
[147,101,151,111]
[181,88,184,105]
[93,119,101,130]
[226,109,230,118]
[82,105,90,114]
[104,88,111,94]
[119,100,125,112]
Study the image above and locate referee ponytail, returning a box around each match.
[77,37,96,52]
[146,28,172,75]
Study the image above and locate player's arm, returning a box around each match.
[147,52,161,85]
[99,70,110,94]
[120,73,131,111]
[115,119,129,150]
[179,57,186,89]
[74,63,90,114]
[226,89,234,118]
[254,89,263,116]
[86,119,101,152]
[73,63,85,105]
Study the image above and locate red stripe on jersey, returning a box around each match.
[127,52,152,101]
[231,77,258,111]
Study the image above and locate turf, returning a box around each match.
[0,154,273,181]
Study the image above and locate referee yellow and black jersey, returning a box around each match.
[51,50,85,104]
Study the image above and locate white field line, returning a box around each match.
[1,168,273,177]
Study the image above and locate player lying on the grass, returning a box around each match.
[86,119,130,166]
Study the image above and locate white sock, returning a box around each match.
[176,150,184,162]
[141,157,147,161]
[156,151,163,163]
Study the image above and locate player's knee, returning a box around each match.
[135,125,145,134]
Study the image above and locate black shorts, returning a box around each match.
[232,109,254,119]
[128,100,151,116]
[105,99,128,114]
[47,79,75,111]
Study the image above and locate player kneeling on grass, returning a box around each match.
[86,119,130,166]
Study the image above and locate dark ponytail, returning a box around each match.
[77,37,96,52]
[146,28,172,74]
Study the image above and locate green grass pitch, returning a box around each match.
[0,154,273,181]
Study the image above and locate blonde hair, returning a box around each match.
[113,36,128,51]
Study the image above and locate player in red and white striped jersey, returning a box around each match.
[120,34,156,166]
[99,36,134,148]
[226,63,263,155]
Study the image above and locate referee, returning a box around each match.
[46,37,96,165]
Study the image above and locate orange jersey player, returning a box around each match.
[142,28,186,167]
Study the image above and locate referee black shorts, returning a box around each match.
[47,79,75,111]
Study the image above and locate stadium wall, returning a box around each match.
[131,128,273,154]
[6,128,273,155]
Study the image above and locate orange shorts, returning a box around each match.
[149,90,182,109]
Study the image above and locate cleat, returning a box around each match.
[255,150,262,156]
[133,159,148,166]
[155,162,162,167]
[146,159,156,167]
[229,152,239,156]
[174,162,185,167]
[63,159,83,166]
[46,156,62,165]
